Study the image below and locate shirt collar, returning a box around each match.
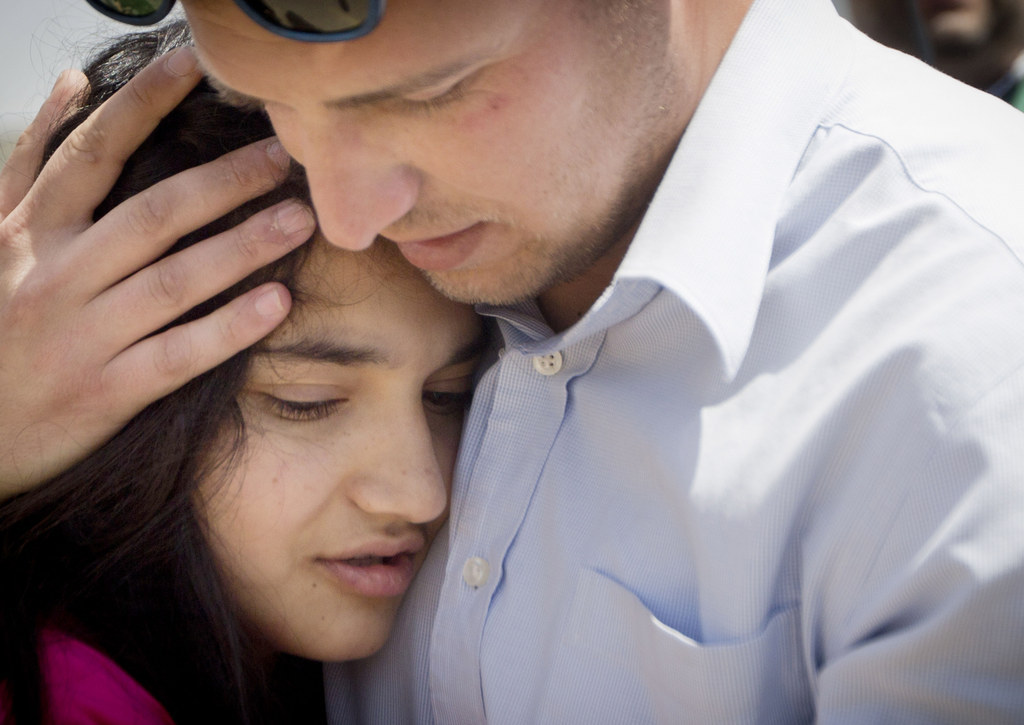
[987,50,1024,101]
[615,0,854,380]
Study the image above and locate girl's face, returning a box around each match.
[198,239,483,661]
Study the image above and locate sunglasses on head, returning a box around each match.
[85,0,385,42]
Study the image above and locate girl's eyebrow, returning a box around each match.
[255,331,487,368]
[256,339,386,366]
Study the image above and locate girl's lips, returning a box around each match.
[317,552,418,598]
[392,222,487,272]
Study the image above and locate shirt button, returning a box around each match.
[532,352,563,376]
[462,557,490,588]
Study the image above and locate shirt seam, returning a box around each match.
[817,121,1024,273]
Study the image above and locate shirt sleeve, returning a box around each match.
[813,368,1024,724]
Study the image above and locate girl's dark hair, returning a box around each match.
[0,20,324,725]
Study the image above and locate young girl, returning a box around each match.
[0,22,482,724]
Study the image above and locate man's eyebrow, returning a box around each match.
[323,56,488,111]
[203,53,490,112]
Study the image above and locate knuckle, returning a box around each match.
[122,77,158,113]
[1,267,56,331]
[145,258,188,308]
[12,122,44,159]
[232,216,270,261]
[0,211,32,252]
[60,123,107,168]
[152,329,195,379]
[221,150,275,192]
[123,189,171,239]
[74,372,109,413]
[217,311,240,347]
[13,271,47,307]
[220,301,251,345]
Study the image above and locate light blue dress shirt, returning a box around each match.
[326,0,1024,721]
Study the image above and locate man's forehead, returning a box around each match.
[182,0,529,103]
[201,48,496,111]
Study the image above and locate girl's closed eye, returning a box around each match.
[423,362,478,415]
[245,380,349,423]
[264,395,344,422]
[423,389,473,415]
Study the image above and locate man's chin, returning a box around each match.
[421,267,546,307]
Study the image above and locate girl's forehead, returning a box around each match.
[265,234,471,348]
[296,235,418,300]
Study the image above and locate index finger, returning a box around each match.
[0,69,87,219]
[23,47,205,231]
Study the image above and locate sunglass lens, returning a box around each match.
[242,0,371,33]
[96,0,167,18]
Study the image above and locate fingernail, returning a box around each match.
[275,202,315,236]
[166,48,199,77]
[50,69,71,94]
[265,140,292,170]
[254,287,286,318]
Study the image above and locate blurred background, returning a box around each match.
[0,0,186,163]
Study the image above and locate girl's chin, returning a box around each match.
[272,618,397,663]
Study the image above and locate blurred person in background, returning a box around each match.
[850,0,1024,109]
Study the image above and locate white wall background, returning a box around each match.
[0,1,855,162]
[0,1,185,161]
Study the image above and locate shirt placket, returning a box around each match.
[427,324,597,724]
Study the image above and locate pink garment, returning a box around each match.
[2,630,174,724]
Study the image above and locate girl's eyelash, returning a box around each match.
[265,396,343,422]
[423,390,474,414]
[262,388,471,420]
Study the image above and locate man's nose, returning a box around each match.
[275,116,420,251]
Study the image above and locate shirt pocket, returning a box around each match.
[536,569,814,724]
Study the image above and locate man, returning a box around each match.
[850,0,1024,109]
[1,0,1022,721]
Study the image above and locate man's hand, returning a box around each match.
[0,48,315,496]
